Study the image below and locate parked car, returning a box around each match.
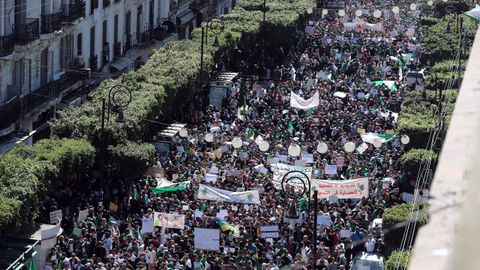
[350,252,385,270]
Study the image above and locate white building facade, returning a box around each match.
[0,0,228,151]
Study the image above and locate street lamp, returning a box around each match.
[200,17,225,79]
[281,171,316,258]
[99,84,133,188]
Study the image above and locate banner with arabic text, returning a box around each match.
[312,178,369,199]
[270,163,313,191]
[197,184,260,204]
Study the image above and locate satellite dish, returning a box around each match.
[288,144,301,157]
[205,133,214,142]
[401,135,410,145]
[232,138,243,149]
[317,142,328,154]
[344,142,356,153]
[179,129,188,138]
[258,141,270,152]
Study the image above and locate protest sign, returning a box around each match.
[270,163,312,190]
[302,153,314,163]
[77,209,89,223]
[324,165,337,175]
[312,178,369,199]
[194,228,220,251]
[205,173,218,183]
[340,230,352,238]
[260,225,280,238]
[49,210,62,224]
[317,215,332,225]
[194,210,204,218]
[357,142,369,154]
[216,209,228,219]
[153,212,185,229]
[142,217,154,233]
[197,184,260,204]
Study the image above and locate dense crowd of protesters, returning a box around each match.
[38,1,426,269]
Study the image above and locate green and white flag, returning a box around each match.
[150,179,190,194]
[361,133,395,144]
[373,81,397,93]
[197,184,260,204]
[464,5,480,23]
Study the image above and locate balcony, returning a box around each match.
[113,42,121,57]
[0,34,14,57]
[0,97,20,131]
[41,11,62,34]
[89,55,98,71]
[22,69,85,115]
[103,0,110,8]
[14,18,40,45]
[62,0,86,23]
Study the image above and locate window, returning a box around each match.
[77,33,82,56]
[90,26,95,57]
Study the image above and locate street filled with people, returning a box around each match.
[39,1,426,269]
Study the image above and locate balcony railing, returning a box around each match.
[89,55,98,71]
[0,96,20,130]
[62,0,86,22]
[41,11,62,34]
[0,33,14,57]
[14,18,40,45]
[113,42,121,57]
[22,70,85,114]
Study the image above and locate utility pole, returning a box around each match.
[313,190,318,262]
[457,17,464,89]
[99,98,106,190]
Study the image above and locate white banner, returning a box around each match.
[197,184,260,204]
[194,228,220,251]
[153,212,185,229]
[270,163,313,191]
[290,91,319,110]
[312,178,369,199]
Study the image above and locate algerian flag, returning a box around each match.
[29,260,36,270]
[361,133,395,144]
[464,5,480,23]
[288,122,295,133]
[150,179,190,194]
[373,81,397,93]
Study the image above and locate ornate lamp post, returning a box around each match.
[200,17,225,79]
[281,170,318,257]
[99,84,132,188]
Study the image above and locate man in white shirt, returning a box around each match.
[365,235,377,253]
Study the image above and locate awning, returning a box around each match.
[176,10,195,25]
[110,57,133,72]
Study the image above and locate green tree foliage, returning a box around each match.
[385,250,412,270]
[50,0,316,145]
[0,139,95,234]
[108,141,155,180]
[383,203,428,254]
[400,149,438,177]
